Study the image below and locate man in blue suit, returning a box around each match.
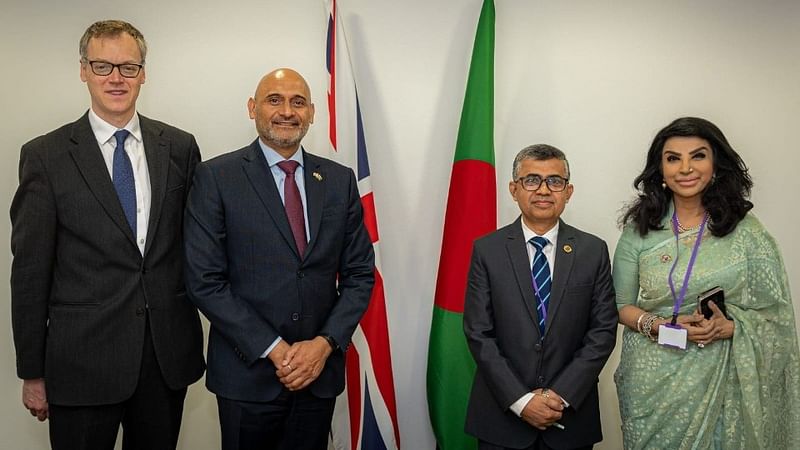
[184,68,375,450]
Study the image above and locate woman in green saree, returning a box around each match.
[613,117,800,449]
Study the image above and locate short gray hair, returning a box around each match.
[511,144,570,180]
[79,20,147,63]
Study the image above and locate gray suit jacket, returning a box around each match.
[183,140,375,402]
[10,112,205,405]
[464,218,618,448]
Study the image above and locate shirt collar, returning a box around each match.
[521,220,559,247]
[258,139,304,168]
[88,109,142,144]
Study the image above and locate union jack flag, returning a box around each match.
[326,1,400,449]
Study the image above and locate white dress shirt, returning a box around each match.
[88,109,151,255]
[522,221,558,280]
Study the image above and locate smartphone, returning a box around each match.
[698,286,727,319]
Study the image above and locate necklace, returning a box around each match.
[675,212,708,233]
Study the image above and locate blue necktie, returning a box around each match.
[530,236,552,335]
[112,129,136,235]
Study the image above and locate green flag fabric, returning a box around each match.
[426,1,496,449]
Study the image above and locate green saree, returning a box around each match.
[613,212,800,449]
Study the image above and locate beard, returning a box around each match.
[261,121,310,150]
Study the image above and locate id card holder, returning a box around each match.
[657,324,687,350]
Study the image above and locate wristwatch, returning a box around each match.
[320,334,338,351]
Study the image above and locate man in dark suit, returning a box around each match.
[464,144,618,450]
[9,20,205,450]
[183,68,375,450]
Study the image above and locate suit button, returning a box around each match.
[141,267,148,274]
[534,343,542,352]
[136,308,145,316]
[291,313,300,321]
[297,271,304,278]
[538,375,545,384]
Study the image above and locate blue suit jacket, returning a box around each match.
[184,140,374,401]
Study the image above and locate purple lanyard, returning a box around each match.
[667,212,709,325]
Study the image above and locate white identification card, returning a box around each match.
[657,324,688,350]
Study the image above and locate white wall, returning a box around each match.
[1,1,798,449]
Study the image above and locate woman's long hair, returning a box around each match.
[621,117,753,237]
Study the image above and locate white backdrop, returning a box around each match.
[1,1,798,449]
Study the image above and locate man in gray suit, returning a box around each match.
[184,68,374,450]
[464,144,618,450]
[10,20,204,449]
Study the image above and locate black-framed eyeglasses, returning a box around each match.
[516,175,569,192]
[83,60,143,78]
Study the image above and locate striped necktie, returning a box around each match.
[530,236,552,335]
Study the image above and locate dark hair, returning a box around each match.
[621,117,753,237]
[512,144,570,180]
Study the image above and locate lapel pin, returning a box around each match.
[312,172,323,181]
[563,244,573,254]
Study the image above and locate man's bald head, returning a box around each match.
[248,68,315,158]
[254,68,312,102]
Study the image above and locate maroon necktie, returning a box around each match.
[277,160,307,256]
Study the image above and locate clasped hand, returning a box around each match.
[521,388,564,430]
[673,301,734,345]
[268,337,333,391]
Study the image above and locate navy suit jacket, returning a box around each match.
[464,218,618,448]
[10,112,205,405]
[184,140,374,402]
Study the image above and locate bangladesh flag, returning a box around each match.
[426,1,495,449]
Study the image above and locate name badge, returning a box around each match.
[657,324,687,350]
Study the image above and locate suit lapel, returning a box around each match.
[545,220,576,334]
[68,113,138,248]
[241,141,301,259]
[505,218,542,338]
[141,115,169,257]
[302,151,325,259]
